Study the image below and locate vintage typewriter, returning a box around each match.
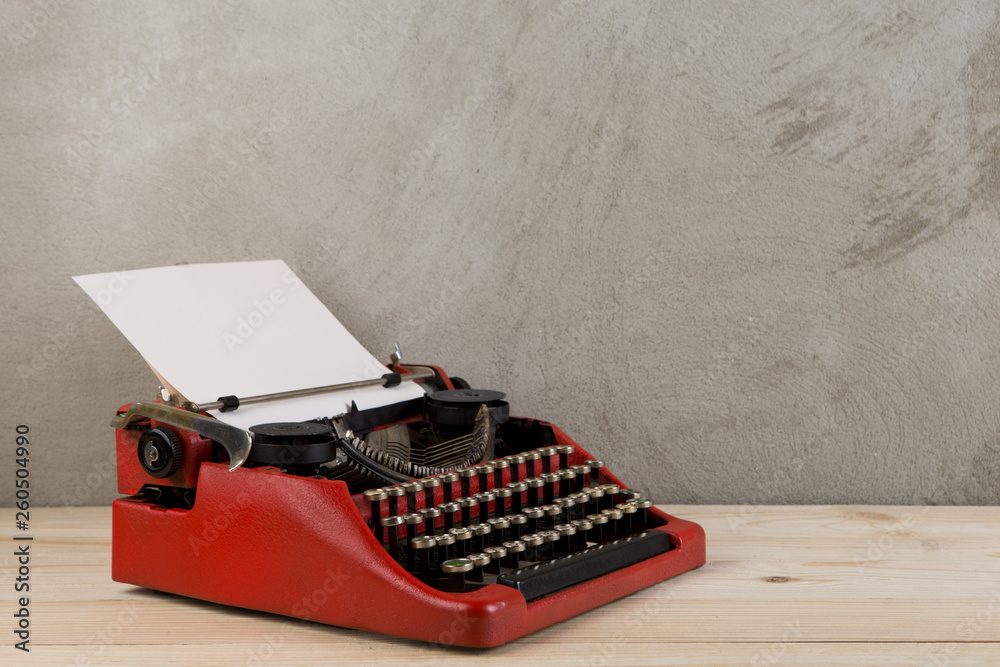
[110,358,705,646]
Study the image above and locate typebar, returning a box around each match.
[496,530,672,602]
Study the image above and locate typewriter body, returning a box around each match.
[110,362,705,647]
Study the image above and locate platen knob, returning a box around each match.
[137,427,182,478]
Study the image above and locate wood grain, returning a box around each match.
[1,505,998,665]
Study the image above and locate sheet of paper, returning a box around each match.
[74,260,426,430]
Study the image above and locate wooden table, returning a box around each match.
[2,506,998,665]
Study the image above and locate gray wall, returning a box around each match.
[2,1,998,506]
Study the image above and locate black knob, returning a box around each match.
[137,427,182,478]
[247,422,336,467]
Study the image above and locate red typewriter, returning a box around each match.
[110,362,705,647]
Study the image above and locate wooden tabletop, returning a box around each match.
[2,505,998,665]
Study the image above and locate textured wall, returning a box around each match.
[2,1,999,506]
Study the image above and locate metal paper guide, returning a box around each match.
[74,260,426,430]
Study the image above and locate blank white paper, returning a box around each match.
[74,260,426,430]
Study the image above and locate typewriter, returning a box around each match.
[110,360,706,646]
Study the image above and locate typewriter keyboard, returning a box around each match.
[358,444,670,601]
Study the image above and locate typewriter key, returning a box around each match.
[557,444,574,471]
[412,535,436,577]
[508,512,528,541]
[631,498,653,527]
[493,459,509,489]
[541,472,559,504]
[459,467,476,498]
[439,471,458,503]
[620,488,639,503]
[381,515,405,560]
[537,530,560,559]
[599,484,620,510]
[482,545,506,574]
[438,501,459,532]
[507,481,527,514]
[493,486,512,518]
[559,468,576,496]
[501,540,525,568]
[441,558,473,591]
[540,504,561,530]
[504,454,525,482]
[467,552,490,583]
[450,526,472,558]
[386,486,404,517]
[602,507,623,536]
[435,532,456,564]
[585,459,604,487]
[401,481,422,514]
[458,496,475,526]
[538,446,557,474]
[555,497,574,524]
[587,512,608,544]
[471,523,492,553]
[363,488,387,542]
[523,507,543,534]
[487,516,510,545]
[522,450,541,477]
[572,465,590,494]
[616,502,637,537]
[474,464,493,495]
[521,533,544,562]
[571,518,593,550]
[535,447,558,477]
[526,477,543,507]
[553,523,576,554]
[568,492,588,520]
[474,490,495,522]
[403,514,423,570]
[422,477,441,510]
[420,507,441,536]
[583,485,604,514]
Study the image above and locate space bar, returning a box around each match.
[496,530,672,602]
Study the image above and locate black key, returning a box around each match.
[496,530,672,602]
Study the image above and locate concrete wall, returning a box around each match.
[2,1,999,506]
